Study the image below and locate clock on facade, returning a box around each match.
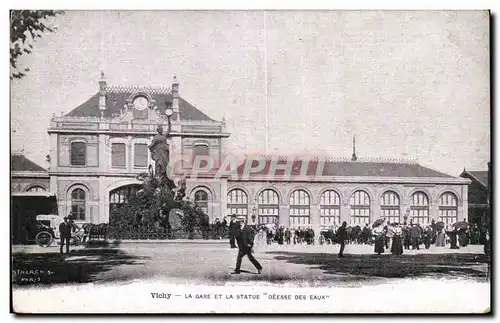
[133,96,149,111]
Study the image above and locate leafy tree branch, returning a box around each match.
[10,10,64,79]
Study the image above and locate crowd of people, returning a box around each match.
[218,214,488,274]
[221,215,481,254]
[330,218,476,256]
[261,226,316,245]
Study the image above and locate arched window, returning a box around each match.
[320,190,341,230]
[193,143,210,168]
[350,190,371,225]
[26,185,47,192]
[289,189,310,228]
[258,189,279,225]
[109,185,140,211]
[194,189,209,215]
[380,191,400,224]
[71,188,86,220]
[439,192,458,225]
[70,141,86,166]
[227,189,248,218]
[410,191,430,225]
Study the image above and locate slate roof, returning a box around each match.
[188,157,454,179]
[11,154,47,172]
[232,158,453,178]
[461,170,488,187]
[66,85,215,121]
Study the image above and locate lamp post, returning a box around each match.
[163,102,173,187]
[164,102,173,136]
[252,206,257,225]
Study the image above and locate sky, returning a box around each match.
[10,10,490,175]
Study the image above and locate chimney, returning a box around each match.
[99,71,107,117]
[351,135,358,161]
[172,75,179,117]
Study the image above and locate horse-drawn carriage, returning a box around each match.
[28,214,89,247]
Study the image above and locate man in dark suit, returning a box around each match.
[228,214,239,248]
[59,216,72,254]
[232,219,263,274]
[409,223,420,250]
[337,221,348,257]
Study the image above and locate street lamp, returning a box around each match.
[251,206,257,224]
[164,103,173,136]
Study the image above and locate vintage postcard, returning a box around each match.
[10,10,491,314]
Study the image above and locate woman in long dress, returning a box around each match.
[373,225,385,255]
[445,225,459,249]
[390,223,404,255]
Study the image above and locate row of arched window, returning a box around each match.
[68,184,459,226]
[226,188,459,229]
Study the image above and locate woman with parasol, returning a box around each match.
[372,218,386,255]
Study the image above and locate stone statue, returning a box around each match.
[175,175,187,201]
[149,123,171,184]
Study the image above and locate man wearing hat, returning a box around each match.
[59,215,73,254]
[232,218,262,274]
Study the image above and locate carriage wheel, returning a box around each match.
[35,232,53,248]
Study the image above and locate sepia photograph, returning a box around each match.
[10,9,491,314]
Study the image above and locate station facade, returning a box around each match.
[14,76,471,235]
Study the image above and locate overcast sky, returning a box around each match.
[11,10,490,175]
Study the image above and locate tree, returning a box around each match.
[10,10,63,79]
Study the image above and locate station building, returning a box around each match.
[12,75,472,236]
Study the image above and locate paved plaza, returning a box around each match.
[12,240,489,288]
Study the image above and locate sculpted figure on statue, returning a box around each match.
[149,123,171,184]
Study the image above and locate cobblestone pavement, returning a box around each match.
[12,241,489,288]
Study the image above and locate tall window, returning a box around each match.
[194,190,209,215]
[71,188,86,220]
[410,191,430,225]
[320,190,341,230]
[289,189,310,228]
[227,189,248,218]
[70,141,86,166]
[380,191,400,224]
[134,143,148,167]
[111,143,126,168]
[258,189,279,225]
[193,143,210,168]
[26,185,47,192]
[439,192,458,225]
[109,185,140,211]
[350,190,371,225]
